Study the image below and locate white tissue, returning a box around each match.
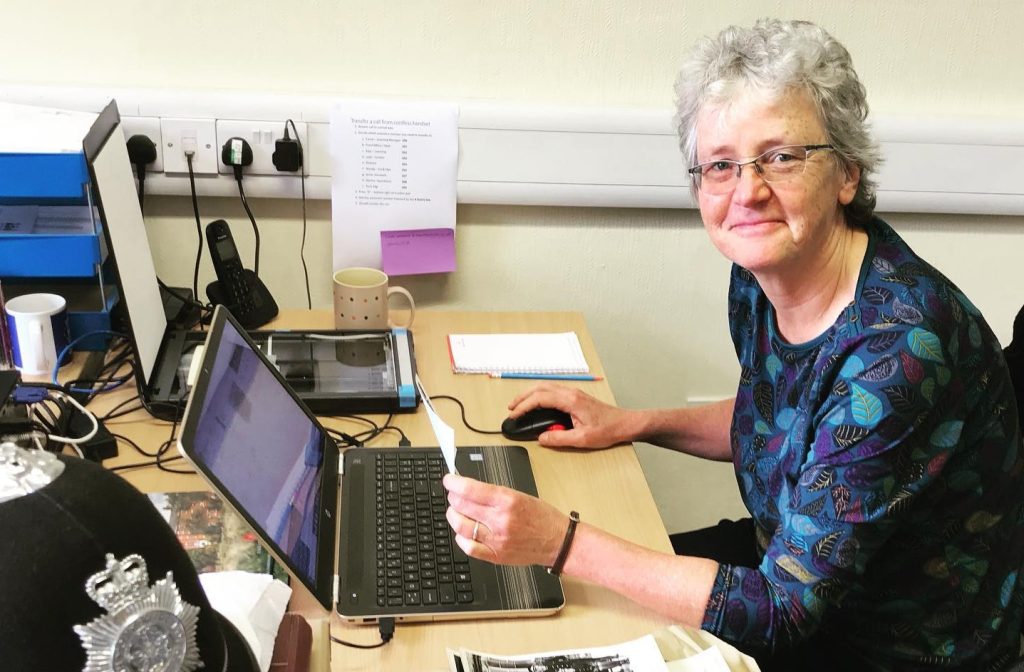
[199,571,293,672]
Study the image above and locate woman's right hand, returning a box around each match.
[507,383,638,449]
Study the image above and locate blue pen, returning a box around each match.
[489,372,603,381]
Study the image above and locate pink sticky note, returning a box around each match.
[380,228,456,276]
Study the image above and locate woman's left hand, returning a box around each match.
[443,473,568,566]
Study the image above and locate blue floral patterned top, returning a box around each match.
[702,218,1024,669]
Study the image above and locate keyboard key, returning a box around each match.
[439,584,456,604]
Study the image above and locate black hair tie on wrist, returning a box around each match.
[547,511,580,576]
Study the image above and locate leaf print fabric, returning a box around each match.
[704,219,1024,669]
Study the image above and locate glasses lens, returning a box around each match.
[758,146,809,182]
[697,160,737,194]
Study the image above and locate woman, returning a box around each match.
[444,19,1024,670]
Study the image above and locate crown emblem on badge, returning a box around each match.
[75,554,204,672]
[85,553,154,615]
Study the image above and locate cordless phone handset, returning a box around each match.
[204,219,279,328]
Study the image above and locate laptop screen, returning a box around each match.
[184,310,331,592]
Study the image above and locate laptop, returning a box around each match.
[84,101,418,418]
[177,305,565,622]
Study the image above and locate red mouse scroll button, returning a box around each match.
[549,424,566,432]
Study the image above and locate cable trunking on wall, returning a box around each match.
[2,84,1023,216]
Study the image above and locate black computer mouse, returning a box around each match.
[501,407,574,441]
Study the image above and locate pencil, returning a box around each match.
[488,372,603,381]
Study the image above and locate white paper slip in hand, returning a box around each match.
[666,647,732,672]
[415,376,458,475]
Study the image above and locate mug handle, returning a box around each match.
[387,286,416,328]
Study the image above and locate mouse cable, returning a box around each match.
[330,617,395,649]
[430,395,503,435]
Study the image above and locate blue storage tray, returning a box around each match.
[0,217,105,278]
[0,152,89,202]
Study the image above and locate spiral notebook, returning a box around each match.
[447,332,590,374]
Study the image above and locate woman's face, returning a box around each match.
[693,87,860,276]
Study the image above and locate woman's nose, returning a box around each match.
[731,163,771,204]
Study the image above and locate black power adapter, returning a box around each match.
[272,127,302,172]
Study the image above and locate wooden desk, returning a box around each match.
[95,310,673,670]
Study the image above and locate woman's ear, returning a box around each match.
[838,162,861,206]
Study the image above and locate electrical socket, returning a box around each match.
[120,116,164,173]
[160,118,218,175]
[216,119,308,176]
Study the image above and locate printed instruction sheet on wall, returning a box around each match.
[330,99,458,274]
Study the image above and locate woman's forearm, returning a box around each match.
[625,398,735,461]
[561,522,719,626]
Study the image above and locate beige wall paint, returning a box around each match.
[5,1,1022,533]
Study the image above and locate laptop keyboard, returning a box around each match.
[374,452,475,608]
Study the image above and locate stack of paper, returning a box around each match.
[447,332,589,375]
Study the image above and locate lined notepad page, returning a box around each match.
[447,332,590,374]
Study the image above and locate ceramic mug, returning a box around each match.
[332,267,415,331]
[4,293,71,375]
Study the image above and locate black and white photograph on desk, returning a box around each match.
[446,633,670,672]
[465,652,633,671]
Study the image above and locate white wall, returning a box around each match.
[5,1,1023,533]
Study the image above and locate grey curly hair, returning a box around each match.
[674,18,882,227]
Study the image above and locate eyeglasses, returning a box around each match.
[688,144,835,194]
